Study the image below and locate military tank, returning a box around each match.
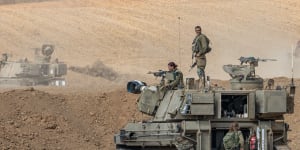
[0,44,67,86]
[114,57,295,150]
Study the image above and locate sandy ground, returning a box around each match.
[0,78,299,150]
[0,0,299,79]
[0,0,300,149]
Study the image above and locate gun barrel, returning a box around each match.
[268,59,277,61]
[239,57,277,64]
[147,70,166,77]
[258,58,277,61]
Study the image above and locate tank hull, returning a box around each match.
[115,86,293,150]
[0,77,66,86]
[0,60,67,86]
[0,45,67,86]
[115,120,290,150]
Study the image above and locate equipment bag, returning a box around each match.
[203,34,211,54]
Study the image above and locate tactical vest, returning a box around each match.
[166,70,184,89]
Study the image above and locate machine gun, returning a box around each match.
[147,70,166,77]
[148,70,169,86]
[224,56,277,83]
[238,56,277,65]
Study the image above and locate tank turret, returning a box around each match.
[114,57,295,150]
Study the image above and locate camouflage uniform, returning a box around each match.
[166,69,184,89]
[223,130,244,150]
[192,34,209,79]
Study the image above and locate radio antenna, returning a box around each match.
[178,16,181,68]
[291,44,295,85]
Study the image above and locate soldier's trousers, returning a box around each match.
[196,56,206,79]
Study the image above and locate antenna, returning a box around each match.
[291,44,295,85]
[178,16,181,68]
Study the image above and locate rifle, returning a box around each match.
[190,50,198,71]
[148,70,167,86]
[189,62,197,72]
[147,70,166,77]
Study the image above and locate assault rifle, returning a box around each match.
[190,50,198,72]
[147,70,166,77]
[189,62,197,72]
[148,70,167,86]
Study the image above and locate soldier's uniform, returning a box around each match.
[166,69,184,90]
[223,130,244,150]
[192,34,210,79]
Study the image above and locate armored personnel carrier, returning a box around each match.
[114,57,295,150]
[0,44,67,86]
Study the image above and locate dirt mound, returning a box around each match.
[69,60,118,81]
[0,78,299,149]
[0,88,146,149]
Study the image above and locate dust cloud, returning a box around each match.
[68,60,118,81]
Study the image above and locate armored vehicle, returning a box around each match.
[0,44,67,86]
[114,57,295,150]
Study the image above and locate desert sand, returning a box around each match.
[0,0,299,149]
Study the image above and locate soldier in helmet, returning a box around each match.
[163,62,184,90]
[192,26,211,86]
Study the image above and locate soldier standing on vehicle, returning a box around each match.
[223,122,244,150]
[163,62,184,90]
[192,26,211,86]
